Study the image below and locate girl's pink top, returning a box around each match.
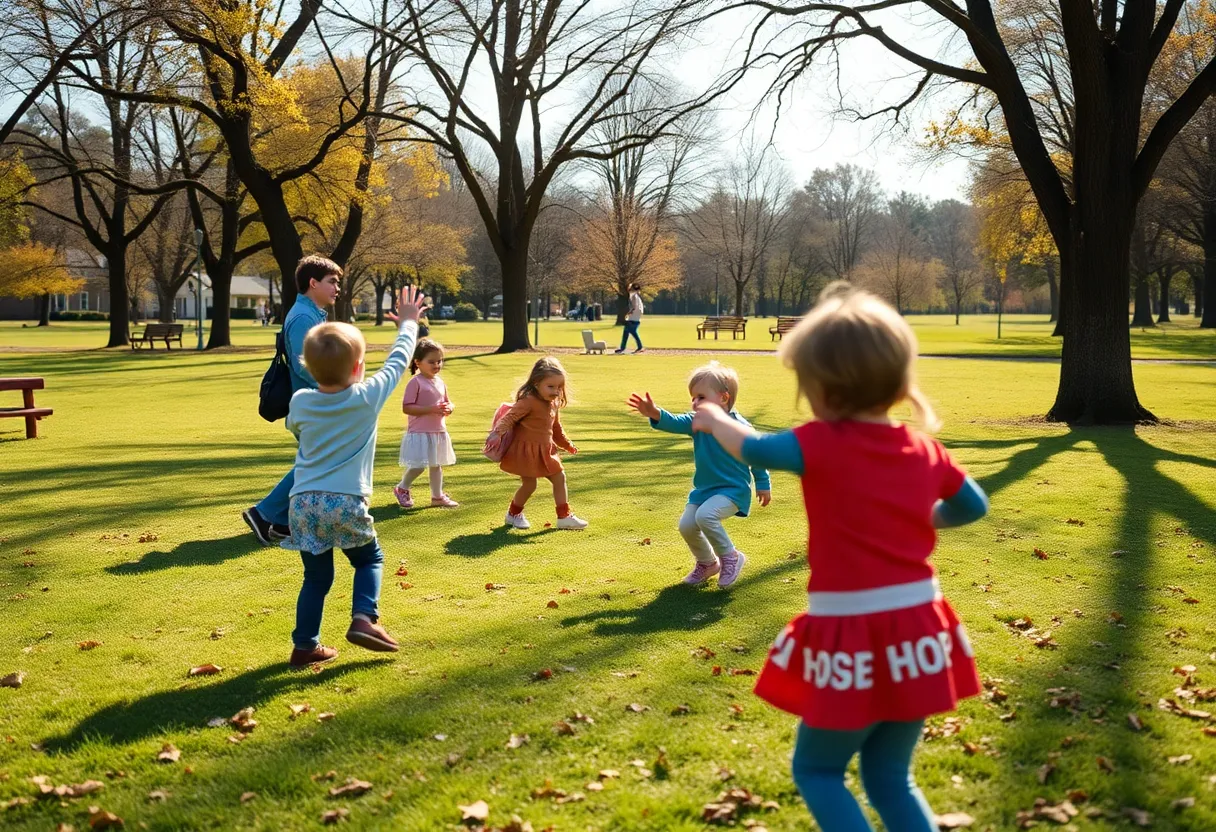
[403,374,449,433]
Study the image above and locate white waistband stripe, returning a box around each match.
[807,578,941,616]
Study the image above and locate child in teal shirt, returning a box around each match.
[629,362,771,588]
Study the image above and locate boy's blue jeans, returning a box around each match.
[292,539,383,650]
[256,468,294,526]
[619,320,642,351]
[792,720,936,832]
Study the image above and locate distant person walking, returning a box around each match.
[616,283,644,354]
[242,256,343,545]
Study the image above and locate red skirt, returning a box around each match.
[754,597,980,730]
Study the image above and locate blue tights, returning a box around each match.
[792,720,936,832]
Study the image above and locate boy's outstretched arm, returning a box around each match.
[634,392,694,436]
[932,477,989,528]
[362,285,428,410]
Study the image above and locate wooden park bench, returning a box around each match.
[696,316,748,340]
[769,316,802,341]
[0,377,53,439]
[130,322,185,350]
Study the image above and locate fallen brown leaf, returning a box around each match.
[1097,755,1116,773]
[1033,548,1049,560]
[230,707,257,731]
[1168,753,1193,765]
[288,703,312,719]
[671,703,691,715]
[0,672,24,689]
[1122,807,1152,827]
[459,799,490,824]
[156,743,181,763]
[188,664,222,677]
[506,733,530,749]
[318,712,336,722]
[240,791,256,804]
[553,721,575,736]
[1172,797,1196,810]
[78,641,102,651]
[935,812,975,829]
[531,668,553,681]
[598,769,619,780]
[625,703,649,713]
[546,600,558,609]
[1127,712,1144,731]
[1036,763,1055,784]
[328,778,373,798]
[147,790,168,803]
[320,807,349,824]
[87,806,124,829]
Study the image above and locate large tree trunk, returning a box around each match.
[1194,273,1204,318]
[498,247,532,352]
[614,288,628,325]
[734,281,746,317]
[1130,275,1154,327]
[157,282,177,322]
[1045,259,1059,323]
[1047,222,1152,424]
[1157,269,1172,324]
[38,293,50,326]
[1202,203,1216,328]
[105,245,130,348]
[374,282,387,325]
[206,262,233,349]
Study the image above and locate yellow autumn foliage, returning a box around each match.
[0,243,82,299]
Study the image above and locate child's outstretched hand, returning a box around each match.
[628,392,660,420]
[386,284,429,324]
[691,404,729,434]
[757,489,772,507]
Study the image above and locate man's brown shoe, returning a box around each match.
[346,618,399,652]
[290,644,338,667]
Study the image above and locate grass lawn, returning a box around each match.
[0,347,1214,830]
[2,313,1214,359]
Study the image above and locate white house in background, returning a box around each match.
[172,274,387,319]
[172,274,277,320]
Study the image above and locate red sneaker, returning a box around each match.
[346,618,399,652]
[290,644,338,667]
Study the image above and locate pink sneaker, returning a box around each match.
[718,551,746,588]
[683,559,721,585]
[431,494,459,508]
[393,486,414,509]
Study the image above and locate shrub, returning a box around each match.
[50,311,109,321]
[230,308,258,319]
[454,302,480,322]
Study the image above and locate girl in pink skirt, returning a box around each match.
[692,282,988,832]
[394,338,458,508]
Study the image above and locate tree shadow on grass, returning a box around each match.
[560,558,803,637]
[104,532,266,575]
[963,426,1216,823]
[444,526,557,557]
[46,659,388,752]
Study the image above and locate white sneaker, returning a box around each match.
[505,511,531,529]
[556,514,589,530]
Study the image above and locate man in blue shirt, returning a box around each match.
[242,256,343,545]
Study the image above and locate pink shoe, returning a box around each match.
[393,486,414,509]
[431,494,459,508]
[718,551,746,588]
[683,559,721,585]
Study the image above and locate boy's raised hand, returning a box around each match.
[386,284,429,324]
[627,392,660,421]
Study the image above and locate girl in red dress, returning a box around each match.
[692,282,988,832]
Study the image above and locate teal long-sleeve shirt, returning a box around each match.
[285,321,419,498]
[651,408,770,516]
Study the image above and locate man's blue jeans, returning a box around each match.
[619,320,642,351]
[256,469,294,526]
[292,539,384,650]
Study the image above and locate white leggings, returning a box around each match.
[678,496,740,565]
[398,466,444,496]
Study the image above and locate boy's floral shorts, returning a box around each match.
[282,491,375,554]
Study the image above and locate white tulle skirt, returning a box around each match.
[399,431,457,468]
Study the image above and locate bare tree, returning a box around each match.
[928,199,984,324]
[687,142,792,316]
[857,193,940,314]
[342,0,728,351]
[801,164,882,281]
[737,0,1216,423]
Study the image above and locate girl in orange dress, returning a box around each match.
[490,357,588,531]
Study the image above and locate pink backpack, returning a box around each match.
[482,402,514,462]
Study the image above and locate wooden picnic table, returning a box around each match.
[0,377,52,439]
